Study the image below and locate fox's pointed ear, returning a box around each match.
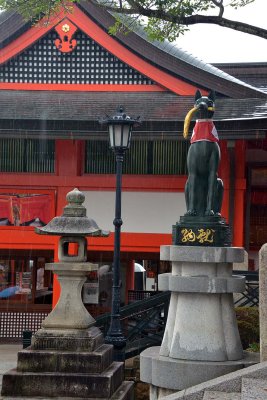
[208,90,216,102]
[195,90,202,101]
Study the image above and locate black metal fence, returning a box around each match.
[233,270,259,307]
[96,290,171,359]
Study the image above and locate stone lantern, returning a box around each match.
[33,188,109,349]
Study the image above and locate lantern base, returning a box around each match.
[32,325,103,351]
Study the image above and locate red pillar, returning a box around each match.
[219,140,230,221]
[52,139,85,308]
[233,140,246,247]
[56,139,84,177]
[219,140,246,247]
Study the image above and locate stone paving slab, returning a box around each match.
[0,345,21,371]
[203,391,241,399]
[0,344,21,395]
[241,378,267,400]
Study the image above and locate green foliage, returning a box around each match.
[0,0,77,20]
[140,0,256,41]
[236,306,259,350]
[229,0,255,9]
[129,0,216,42]
[108,16,131,36]
[144,19,187,42]
[247,342,260,352]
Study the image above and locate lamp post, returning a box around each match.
[102,106,140,361]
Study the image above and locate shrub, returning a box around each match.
[235,307,259,350]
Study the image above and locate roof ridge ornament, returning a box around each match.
[54,18,78,53]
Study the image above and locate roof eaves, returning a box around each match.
[116,13,267,97]
[0,10,30,49]
[78,0,266,99]
[1,90,267,123]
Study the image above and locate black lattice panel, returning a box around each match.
[0,312,48,339]
[0,30,154,85]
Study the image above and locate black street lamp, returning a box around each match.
[102,106,140,361]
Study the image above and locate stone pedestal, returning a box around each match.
[40,262,96,330]
[172,216,231,247]
[140,246,258,398]
[1,261,134,399]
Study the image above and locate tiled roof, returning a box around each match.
[78,1,266,99]
[0,10,30,49]
[104,8,263,94]
[0,90,266,122]
[214,62,267,94]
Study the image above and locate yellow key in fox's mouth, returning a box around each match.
[183,107,197,138]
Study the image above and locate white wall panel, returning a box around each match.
[83,191,186,234]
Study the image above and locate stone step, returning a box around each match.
[203,391,241,399]
[0,381,134,400]
[1,362,124,398]
[241,378,267,399]
[17,344,113,374]
[110,381,134,400]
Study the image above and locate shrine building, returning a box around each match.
[0,1,266,340]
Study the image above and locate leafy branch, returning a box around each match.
[0,0,266,42]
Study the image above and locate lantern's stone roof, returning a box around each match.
[36,188,109,237]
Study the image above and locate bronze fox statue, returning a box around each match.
[183,90,223,217]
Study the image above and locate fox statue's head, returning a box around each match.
[183,90,216,138]
[194,90,215,120]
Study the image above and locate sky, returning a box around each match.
[174,0,267,63]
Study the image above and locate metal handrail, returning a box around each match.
[233,270,259,307]
[96,290,171,359]
[233,270,259,280]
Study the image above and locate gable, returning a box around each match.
[0,5,201,95]
[0,28,155,86]
[0,4,266,98]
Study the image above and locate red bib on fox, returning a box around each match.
[191,120,219,144]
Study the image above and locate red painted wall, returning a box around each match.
[0,138,246,308]
[0,138,245,252]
